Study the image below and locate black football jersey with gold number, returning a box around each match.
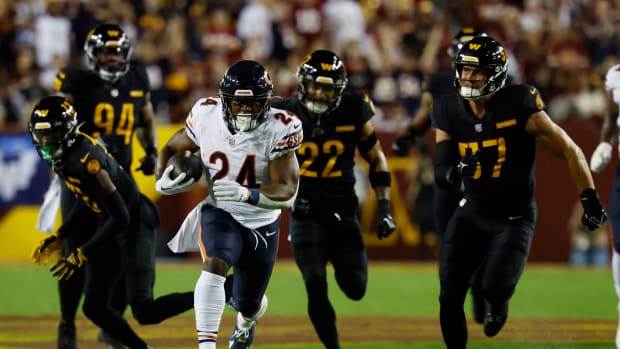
[273,92,374,209]
[53,132,140,215]
[54,63,150,170]
[431,84,545,217]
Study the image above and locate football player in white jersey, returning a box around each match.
[589,63,620,349]
[155,60,302,349]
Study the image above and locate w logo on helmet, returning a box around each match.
[106,30,120,37]
[321,63,333,71]
[468,43,482,50]
[35,109,49,117]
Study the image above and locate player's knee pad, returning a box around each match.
[335,271,366,300]
[342,283,366,301]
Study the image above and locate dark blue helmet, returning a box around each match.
[219,60,273,132]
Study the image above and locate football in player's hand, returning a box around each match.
[167,151,203,182]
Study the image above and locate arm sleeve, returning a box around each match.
[433,140,461,188]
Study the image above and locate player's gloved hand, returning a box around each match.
[50,248,87,281]
[392,130,414,157]
[136,146,157,175]
[580,188,608,231]
[212,179,250,202]
[589,142,612,173]
[457,150,479,178]
[32,233,63,266]
[156,165,196,195]
[376,199,396,239]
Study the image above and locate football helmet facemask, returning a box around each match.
[219,60,273,133]
[28,96,78,164]
[296,50,348,115]
[447,27,487,59]
[84,24,132,83]
[454,36,508,100]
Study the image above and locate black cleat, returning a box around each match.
[483,302,508,337]
[57,322,76,349]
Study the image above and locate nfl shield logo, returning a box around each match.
[474,123,483,133]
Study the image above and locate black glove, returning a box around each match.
[580,188,607,231]
[291,197,311,221]
[376,199,396,239]
[456,150,479,178]
[136,146,157,175]
[51,248,87,281]
[392,131,414,157]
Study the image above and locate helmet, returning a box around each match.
[219,60,273,132]
[447,28,487,59]
[454,36,508,100]
[28,96,78,164]
[296,50,348,114]
[84,24,132,83]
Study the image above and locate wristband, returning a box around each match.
[248,188,260,205]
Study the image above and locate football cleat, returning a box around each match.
[229,322,256,349]
[483,302,508,337]
[57,321,76,349]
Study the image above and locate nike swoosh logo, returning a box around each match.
[294,123,301,129]
[508,216,523,220]
[529,88,537,95]
[265,231,277,237]
[80,152,90,163]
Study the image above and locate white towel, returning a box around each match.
[36,176,61,233]
[167,199,208,253]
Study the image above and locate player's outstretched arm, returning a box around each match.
[526,110,607,230]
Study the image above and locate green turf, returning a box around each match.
[254,344,613,349]
[150,342,614,349]
[0,261,615,320]
[0,261,616,348]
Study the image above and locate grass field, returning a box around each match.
[0,260,617,348]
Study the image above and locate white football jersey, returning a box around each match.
[185,97,302,229]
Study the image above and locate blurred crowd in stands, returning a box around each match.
[0,0,618,132]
